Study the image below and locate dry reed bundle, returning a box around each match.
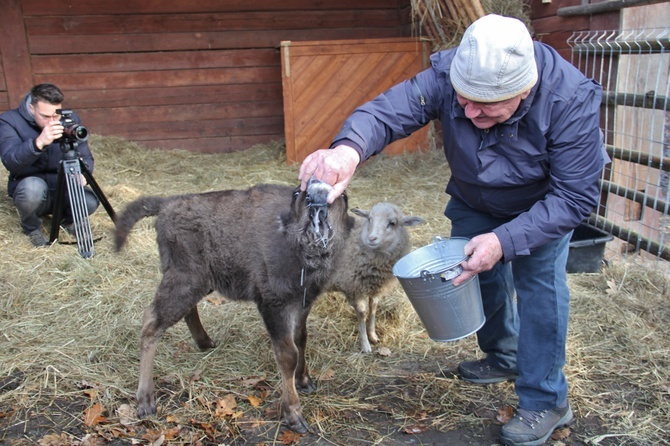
[411,0,533,50]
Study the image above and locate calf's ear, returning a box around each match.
[350,208,369,218]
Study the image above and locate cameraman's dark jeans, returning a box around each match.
[12,176,99,233]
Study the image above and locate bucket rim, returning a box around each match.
[393,236,470,280]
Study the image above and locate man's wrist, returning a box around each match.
[33,139,43,152]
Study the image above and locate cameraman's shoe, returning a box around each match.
[499,405,573,446]
[27,229,48,247]
[62,222,76,236]
[458,358,518,384]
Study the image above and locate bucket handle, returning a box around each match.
[419,264,465,282]
[425,235,468,282]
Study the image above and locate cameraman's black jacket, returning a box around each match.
[0,93,94,197]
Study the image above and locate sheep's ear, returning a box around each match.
[402,216,425,227]
[351,208,369,218]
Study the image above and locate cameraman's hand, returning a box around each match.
[35,121,64,150]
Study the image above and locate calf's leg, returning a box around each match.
[137,274,209,418]
[184,306,216,350]
[261,304,310,433]
[293,307,316,393]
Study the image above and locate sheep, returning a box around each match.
[113,179,352,434]
[327,202,424,353]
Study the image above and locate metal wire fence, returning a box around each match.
[568,28,670,266]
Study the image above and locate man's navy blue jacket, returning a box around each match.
[332,41,610,262]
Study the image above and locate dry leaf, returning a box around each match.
[214,394,237,417]
[377,346,392,356]
[606,279,618,295]
[116,403,137,426]
[551,426,571,441]
[280,429,302,444]
[142,429,163,443]
[206,295,224,305]
[38,433,70,446]
[165,414,180,424]
[84,388,99,400]
[163,427,182,440]
[189,369,203,384]
[319,368,336,380]
[84,403,107,427]
[80,433,107,446]
[496,406,514,424]
[402,424,427,434]
[247,394,262,407]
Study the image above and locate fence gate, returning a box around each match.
[568,28,670,263]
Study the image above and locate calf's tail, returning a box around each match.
[114,196,166,251]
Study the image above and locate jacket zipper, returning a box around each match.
[410,77,426,124]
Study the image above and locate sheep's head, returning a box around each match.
[351,203,425,255]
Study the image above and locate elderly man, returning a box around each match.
[0,83,99,247]
[299,14,609,446]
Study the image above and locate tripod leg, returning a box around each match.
[63,159,96,258]
[49,167,68,244]
[80,161,116,222]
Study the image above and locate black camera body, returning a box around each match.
[56,109,89,143]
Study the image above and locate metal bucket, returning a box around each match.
[393,236,485,342]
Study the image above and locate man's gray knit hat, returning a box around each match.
[450,14,538,103]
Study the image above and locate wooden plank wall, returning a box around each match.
[0,0,413,153]
[529,0,619,61]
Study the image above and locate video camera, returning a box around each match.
[56,109,89,143]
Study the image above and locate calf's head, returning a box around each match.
[281,179,351,262]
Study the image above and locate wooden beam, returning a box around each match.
[605,144,670,173]
[603,91,670,111]
[588,214,670,261]
[600,179,670,215]
[558,0,670,17]
[0,0,33,107]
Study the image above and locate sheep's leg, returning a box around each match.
[367,295,380,345]
[294,307,316,393]
[352,295,372,353]
[184,306,216,350]
[260,305,310,434]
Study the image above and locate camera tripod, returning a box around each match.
[48,140,116,258]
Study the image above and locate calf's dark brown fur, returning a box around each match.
[114,180,351,433]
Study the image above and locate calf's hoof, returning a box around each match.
[136,395,156,418]
[284,413,310,434]
[196,338,217,351]
[297,379,317,394]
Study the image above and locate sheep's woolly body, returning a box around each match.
[328,203,424,353]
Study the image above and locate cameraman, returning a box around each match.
[0,83,99,247]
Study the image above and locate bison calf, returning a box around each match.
[114,180,351,433]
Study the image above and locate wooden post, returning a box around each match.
[0,0,33,108]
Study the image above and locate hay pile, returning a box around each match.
[0,135,668,445]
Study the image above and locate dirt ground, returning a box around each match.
[0,356,627,446]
